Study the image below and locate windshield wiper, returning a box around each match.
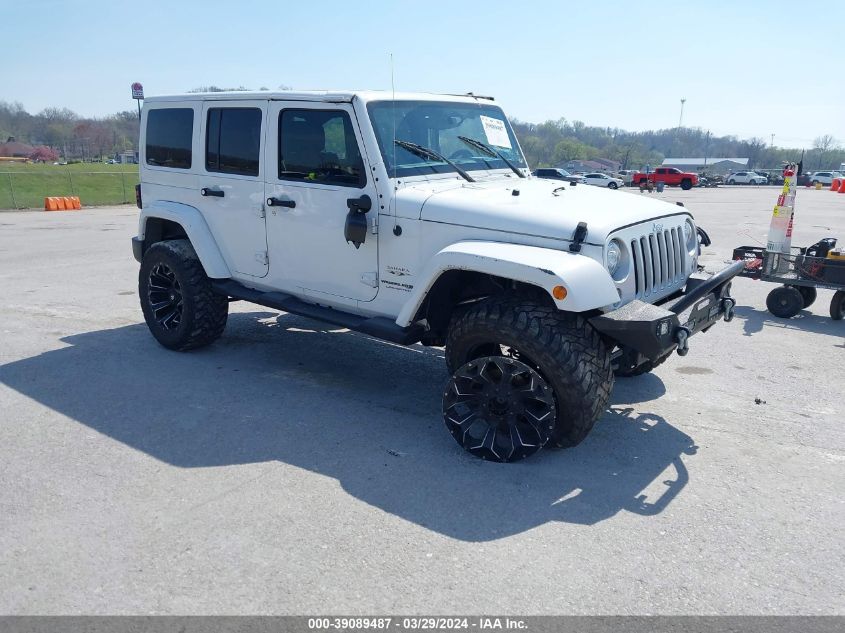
[394,139,475,182]
[458,136,525,178]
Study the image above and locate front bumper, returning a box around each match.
[589,260,744,361]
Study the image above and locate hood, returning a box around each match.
[397,177,691,244]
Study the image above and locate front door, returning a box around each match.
[198,99,269,277]
[264,101,379,302]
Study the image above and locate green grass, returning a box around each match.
[0,163,139,208]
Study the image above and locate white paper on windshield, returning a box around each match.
[480,115,512,149]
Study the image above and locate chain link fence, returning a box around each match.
[0,171,140,209]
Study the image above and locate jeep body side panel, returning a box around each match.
[395,241,620,326]
[138,201,231,278]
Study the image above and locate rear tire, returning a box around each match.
[795,286,817,309]
[445,298,613,452]
[766,286,803,319]
[830,290,845,320]
[139,239,228,351]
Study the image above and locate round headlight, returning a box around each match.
[683,219,697,251]
[606,240,622,275]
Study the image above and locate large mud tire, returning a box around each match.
[445,298,613,450]
[139,239,228,351]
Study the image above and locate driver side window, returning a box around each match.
[278,109,366,187]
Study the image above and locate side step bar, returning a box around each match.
[211,279,424,346]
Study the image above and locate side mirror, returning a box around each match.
[345,194,372,249]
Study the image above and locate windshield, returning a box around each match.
[367,100,526,178]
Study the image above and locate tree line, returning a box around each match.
[1,98,842,171]
[0,101,140,161]
[513,119,844,173]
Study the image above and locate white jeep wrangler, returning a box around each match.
[133,90,741,462]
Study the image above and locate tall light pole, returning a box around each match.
[678,98,686,129]
[770,133,775,148]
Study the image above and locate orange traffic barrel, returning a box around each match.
[44,197,57,211]
[832,178,841,191]
[70,196,81,209]
[839,179,845,193]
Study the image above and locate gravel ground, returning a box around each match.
[0,186,843,614]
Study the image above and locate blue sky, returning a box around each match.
[2,0,841,147]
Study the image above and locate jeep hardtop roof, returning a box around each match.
[143,90,495,106]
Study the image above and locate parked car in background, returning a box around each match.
[583,172,623,189]
[631,167,698,190]
[617,169,638,185]
[726,171,767,185]
[532,167,586,184]
[809,171,844,186]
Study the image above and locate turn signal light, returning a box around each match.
[552,285,567,300]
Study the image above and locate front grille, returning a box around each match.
[631,226,686,298]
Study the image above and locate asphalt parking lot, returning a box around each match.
[1,186,843,615]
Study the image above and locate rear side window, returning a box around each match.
[206,108,262,176]
[146,108,193,169]
[278,109,366,187]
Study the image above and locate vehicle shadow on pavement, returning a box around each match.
[733,305,844,340]
[0,312,697,540]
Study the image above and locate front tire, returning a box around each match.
[443,356,556,462]
[139,239,229,351]
[766,285,803,319]
[680,179,692,190]
[608,182,618,189]
[445,298,613,454]
[728,179,736,185]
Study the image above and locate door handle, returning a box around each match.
[201,188,224,198]
[267,196,296,208]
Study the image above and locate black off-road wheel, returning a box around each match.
[443,356,556,462]
[795,285,817,309]
[445,298,613,456]
[766,285,803,319]
[139,239,228,351]
[830,290,845,320]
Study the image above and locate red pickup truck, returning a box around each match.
[632,167,698,190]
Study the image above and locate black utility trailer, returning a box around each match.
[733,240,845,320]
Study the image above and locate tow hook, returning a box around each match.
[722,297,736,322]
[675,327,690,356]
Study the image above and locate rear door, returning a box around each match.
[199,99,269,277]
